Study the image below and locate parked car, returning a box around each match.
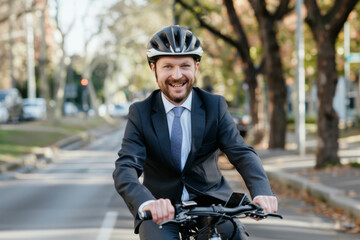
[231,113,251,138]
[22,98,47,121]
[108,103,130,118]
[0,102,9,123]
[63,102,79,116]
[0,88,23,122]
[218,113,251,170]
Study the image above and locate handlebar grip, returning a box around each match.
[140,211,152,220]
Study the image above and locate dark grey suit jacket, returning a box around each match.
[113,87,273,232]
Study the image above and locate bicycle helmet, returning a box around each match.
[146,25,203,66]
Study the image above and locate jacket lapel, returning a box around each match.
[183,90,205,173]
[151,92,176,169]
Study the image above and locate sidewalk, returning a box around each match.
[256,144,360,229]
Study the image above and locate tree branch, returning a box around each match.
[304,0,323,31]
[0,1,37,24]
[177,0,236,44]
[326,0,359,37]
[274,0,294,20]
[222,0,252,63]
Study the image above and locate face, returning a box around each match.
[151,56,199,106]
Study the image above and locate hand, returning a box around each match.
[252,195,278,213]
[143,198,175,225]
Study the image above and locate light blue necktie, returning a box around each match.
[171,107,185,171]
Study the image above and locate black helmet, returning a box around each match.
[146,25,203,65]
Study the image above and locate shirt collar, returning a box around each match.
[161,90,192,114]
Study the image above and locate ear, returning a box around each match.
[195,61,200,72]
[150,63,155,72]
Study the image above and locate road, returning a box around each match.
[0,126,358,240]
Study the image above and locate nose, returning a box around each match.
[171,66,183,79]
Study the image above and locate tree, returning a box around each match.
[248,0,293,148]
[304,0,360,168]
[80,0,104,115]
[177,0,294,148]
[53,0,76,120]
[38,0,50,108]
[177,0,266,144]
[0,0,37,89]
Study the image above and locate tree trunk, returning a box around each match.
[257,14,287,149]
[243,65,265,144]
[38,0,51,118]
[223,0,265,145]
[54,49,66,120]
[8,0,16,88]
[315,37,340,168]
[304,0,358,168]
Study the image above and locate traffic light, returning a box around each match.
[80,78,88,86]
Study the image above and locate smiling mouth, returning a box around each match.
[169,82,186,88]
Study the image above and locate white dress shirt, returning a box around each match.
[138,91,193,216]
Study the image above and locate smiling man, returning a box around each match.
[113,25,278,240]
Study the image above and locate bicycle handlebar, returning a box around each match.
[141,201,283,223]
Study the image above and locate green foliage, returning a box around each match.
[349,161,360,168]
[287,116,317,124]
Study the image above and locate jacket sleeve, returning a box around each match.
[112,103,156,218]
[217,96,274,199]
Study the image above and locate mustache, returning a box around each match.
[166,77,188,83]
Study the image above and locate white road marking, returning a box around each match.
[96,211,118,240]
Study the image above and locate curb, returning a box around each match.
[266,169,360,221]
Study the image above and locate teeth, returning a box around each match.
[170,83,184,87]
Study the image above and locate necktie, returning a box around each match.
[171,107,185,171]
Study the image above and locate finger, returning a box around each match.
[155,199,166,224]
[154,199,173,224]
[271,197,278,213]
[165,199,175,219]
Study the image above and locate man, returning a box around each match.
[113,25,277,239]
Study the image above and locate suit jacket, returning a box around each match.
[113,87,273,232]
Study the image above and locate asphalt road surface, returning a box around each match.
[0,126,358,240]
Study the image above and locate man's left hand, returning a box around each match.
[252,195,278,213]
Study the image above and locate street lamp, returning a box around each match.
[295,0,306,156]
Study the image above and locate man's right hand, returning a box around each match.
[142,198,175,225]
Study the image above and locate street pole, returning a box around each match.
[295,0,306,156]
[26,0,36,99]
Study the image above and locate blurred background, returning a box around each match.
[1,1,360,162]
[0,0,359,174]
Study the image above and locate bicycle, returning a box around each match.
[141,193,283,240]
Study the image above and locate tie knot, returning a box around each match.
[173,107,185,117]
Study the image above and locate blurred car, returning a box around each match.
[0,102,9,123]
[98,104,107,117]
[22,98,47,121]
[231,113,251,138]
[0,88,23,122]
[218,113,251,170]
[63,102,79,116]
[108,103,130,118]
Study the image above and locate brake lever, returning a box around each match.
[264,213,283,219]
[159,219,181,229]
[246,211,283,219]
[159,211,192,229]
